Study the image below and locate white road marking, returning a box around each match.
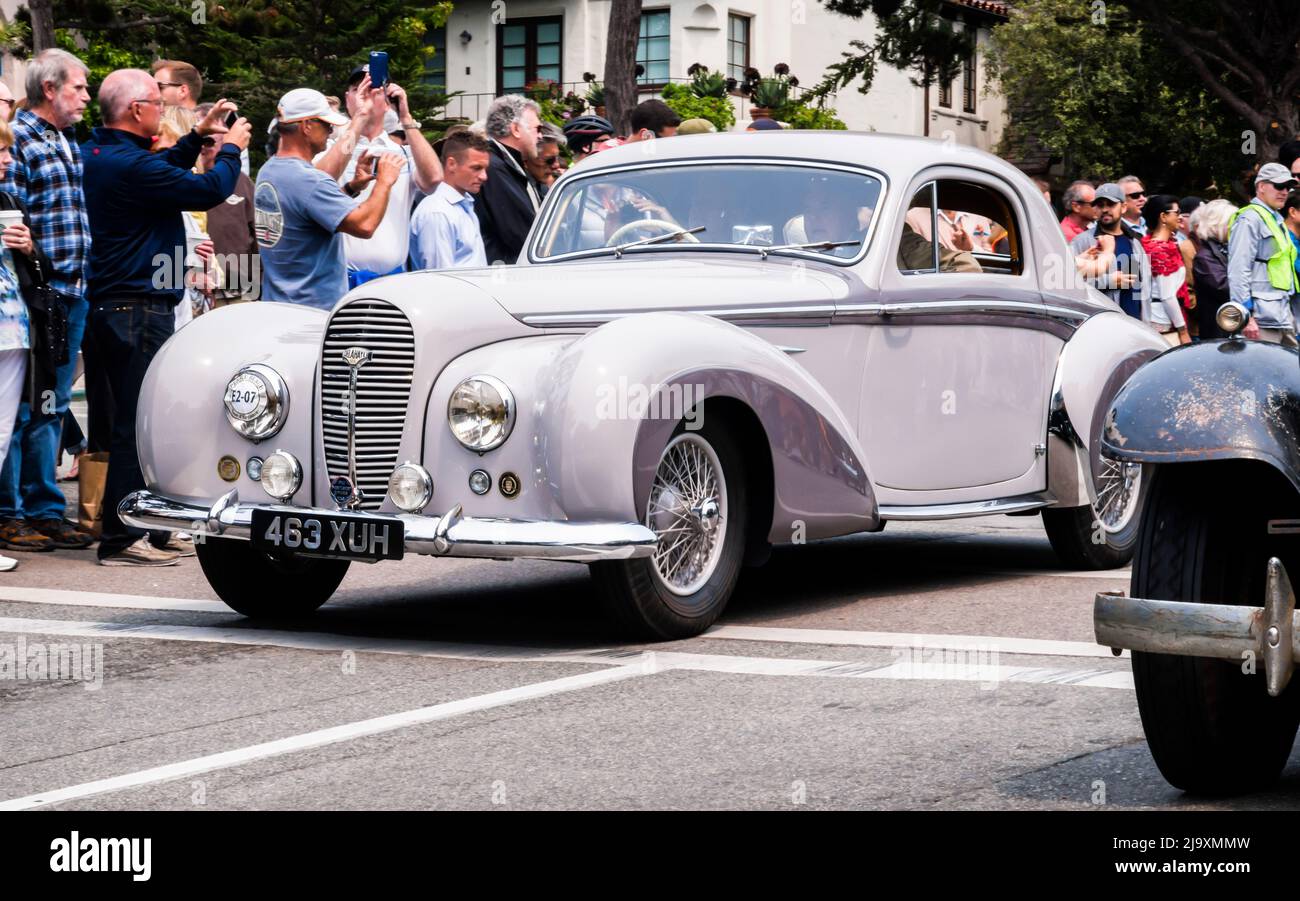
[0,616,1131,689]
[707,625,1126,659]
[0,615,1133,808]
[0,586,229,614]
[0,665,646,811]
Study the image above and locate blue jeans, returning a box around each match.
[0,296,87,521]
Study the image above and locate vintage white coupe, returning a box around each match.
[123,132,1167,638]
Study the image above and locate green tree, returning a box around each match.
[32,0,453,168]
[985,0,1240,195]
[809,0,974,100]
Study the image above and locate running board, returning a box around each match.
[877,493,1054,522]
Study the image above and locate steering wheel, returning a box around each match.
[605,218,700,247]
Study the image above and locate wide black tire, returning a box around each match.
[1130,466,1300,794]
[1042,503,1137,569]
[196,536,350,619]
[590,421,747,641]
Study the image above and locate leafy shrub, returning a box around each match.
[660,82,736,132]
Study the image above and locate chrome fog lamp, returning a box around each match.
[388,462,433,513]
[261,450,303,502]
[1216,301,1251,337]
[447,375,515,452]
[224,364,289,441]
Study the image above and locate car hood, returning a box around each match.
[436,255,859,325]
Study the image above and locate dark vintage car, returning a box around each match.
[1094,301,1300,793]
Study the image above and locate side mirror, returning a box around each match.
[1216,301,1251,337]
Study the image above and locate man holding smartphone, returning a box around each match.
[314,61,442,287]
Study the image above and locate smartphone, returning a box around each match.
[224,109,238,129]
[368,51,390,89]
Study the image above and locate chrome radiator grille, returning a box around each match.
[320,299,415,511]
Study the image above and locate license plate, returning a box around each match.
[250,509,404,562]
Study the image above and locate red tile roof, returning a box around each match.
[948,0,1010,16]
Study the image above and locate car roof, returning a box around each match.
[573,130,1028,187]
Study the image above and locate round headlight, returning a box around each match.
[388,462,433,513]
[1216,301,1250,336]
[224,364,289,442]
[261,450,302,502]
[447,375,515,452]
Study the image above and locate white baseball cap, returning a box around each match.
[274,88,349,127]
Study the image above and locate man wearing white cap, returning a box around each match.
[314,64,442,288]
[254,88,402,310]
[1228,162,1300,344]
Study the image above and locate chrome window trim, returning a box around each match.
[520,303,838,328]
[527,156,889,267]
[834,299,1091,324]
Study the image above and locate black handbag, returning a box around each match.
[25,256,69,368]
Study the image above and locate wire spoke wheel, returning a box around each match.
[1094,454,1142,534]
[646,433,728,598]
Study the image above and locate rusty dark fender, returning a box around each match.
[1100,339,1300,490]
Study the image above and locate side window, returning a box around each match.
[896,179,1024,276]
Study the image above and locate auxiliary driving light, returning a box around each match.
[1216,301,1250,336]
[261,450,303,502]
[468,469,492,495]
[388,463,433,513]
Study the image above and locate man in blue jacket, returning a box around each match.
[82,68,251,566]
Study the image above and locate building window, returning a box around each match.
[637,10,670,85]
[938,76,952,109]
[423,25,447,90]
[962,49,976,113]
[496,16,562,94]
[727,14,750,81]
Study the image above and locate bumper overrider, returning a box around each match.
[118,489,658,563]
[1094,557,1300,697]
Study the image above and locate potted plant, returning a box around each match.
[525,79,560,103]
[688,64,727,99]
[749,77,789,120]
[585,81,605,118]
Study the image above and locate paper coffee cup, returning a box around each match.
[0,210,24,233]
[185,231,210,263]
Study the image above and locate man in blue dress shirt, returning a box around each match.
[410,131,491,270]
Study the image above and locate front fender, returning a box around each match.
[1049,310,1165,506]
[1101,339,1300,492]
[537,312,876,540]
[138,302,327,504]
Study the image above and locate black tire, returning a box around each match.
[590,421,747,640]
[196,536,350,619]
[1043,458,1147,569]
[1042,503,1137,569]
[1130,465,1300,794]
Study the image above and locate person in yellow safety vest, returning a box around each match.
[1228,162,1300,345]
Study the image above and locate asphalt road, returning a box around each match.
[2,511,1298,811]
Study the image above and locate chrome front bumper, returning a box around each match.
[119,489,658,563]
[1094,557,1300,697]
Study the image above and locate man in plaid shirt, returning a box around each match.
[0,49,96,552]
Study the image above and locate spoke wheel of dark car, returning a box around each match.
[590,421,747,640]
[1130,465,1300,795]
[1042,455,1146,570]
[196,536,350,619]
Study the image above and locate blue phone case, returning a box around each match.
[369,51,389,87]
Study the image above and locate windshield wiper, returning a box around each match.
[756,239,861,259]
[612,225,707,257]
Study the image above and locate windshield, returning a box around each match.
[532,163,884,262]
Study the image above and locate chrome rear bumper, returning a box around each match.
[119,489,658,563]
[1094,557,1300,696]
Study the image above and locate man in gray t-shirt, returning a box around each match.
[255,88,400,310]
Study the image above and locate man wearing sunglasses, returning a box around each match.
[255,88,402,310]
[82,68,252,566]
[524,124,566,201]
[1118,175,1148,236]
[1069,182,1152,323]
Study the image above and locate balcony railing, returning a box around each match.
[435,78,834,128]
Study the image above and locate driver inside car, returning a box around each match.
[783,176,874,257]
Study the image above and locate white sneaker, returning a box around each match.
[99,537,180,567]
[0,553,18,571]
